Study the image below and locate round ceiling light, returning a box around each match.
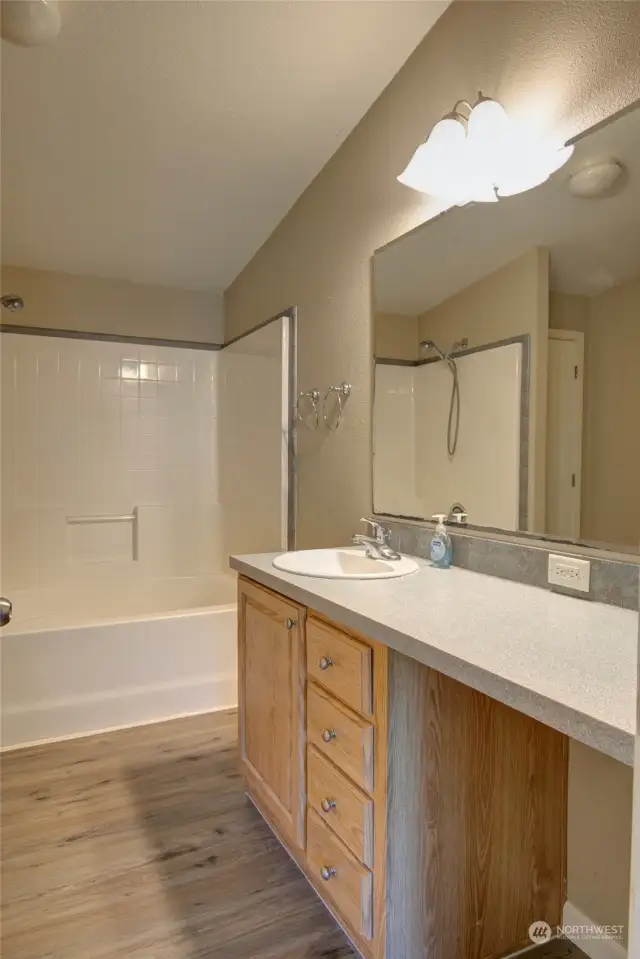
[568,158,624,198]
[1,0,61,47]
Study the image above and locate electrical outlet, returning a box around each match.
[547,554,591,593]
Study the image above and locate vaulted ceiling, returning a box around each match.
[1,0,448,292]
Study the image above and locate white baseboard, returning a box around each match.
[563,901,628,959]
[1,674,237,751]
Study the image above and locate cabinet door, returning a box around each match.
[238,577,306,851]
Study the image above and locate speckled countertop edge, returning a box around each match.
[230,552,638,766]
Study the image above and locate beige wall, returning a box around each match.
[568,741,634,943]
[1,265,224,344]
[418,248,549,530]
[375,312,419,361]
[225,0,640,547]
[225,0,640,939]
[549,290,589,335]
[585,275,640,549]
[550,276,640,550]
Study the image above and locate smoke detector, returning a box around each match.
[568,158,624,198]
[1,0,61,47]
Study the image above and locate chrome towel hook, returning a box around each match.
[323,382,351,431]
[296,389,320,430]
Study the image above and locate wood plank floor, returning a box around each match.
[1,711,355,959]
[1,711,591,959]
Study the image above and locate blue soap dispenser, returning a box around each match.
[429,514,453,569]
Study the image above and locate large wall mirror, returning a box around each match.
[373,101,640,555]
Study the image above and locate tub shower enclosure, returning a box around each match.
[0,312,296,748]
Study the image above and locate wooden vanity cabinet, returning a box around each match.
[237,577,306,852]
[238,575,568,959]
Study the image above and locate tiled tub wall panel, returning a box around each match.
[1,333,224,596]
[383,520,639,611]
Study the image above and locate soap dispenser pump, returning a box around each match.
[429,514,453,569]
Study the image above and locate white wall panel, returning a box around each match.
[374,343,523,528]
[373,364,421,516]
[414,344,522,529]
[0,333,224,620]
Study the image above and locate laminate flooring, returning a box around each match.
[1,711,591,959]
[1,711,354,959]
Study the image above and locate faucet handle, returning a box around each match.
[359,517,390,544]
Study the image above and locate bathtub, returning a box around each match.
[1,574,238,750]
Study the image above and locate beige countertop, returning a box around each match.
[230,552,638,765]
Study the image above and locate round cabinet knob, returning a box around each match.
[320,866,336,881]
[285,618,298,629]
[321,728,336,743]
[318,656,333,671]
[321,798,336,813]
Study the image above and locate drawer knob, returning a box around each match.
[321,728,337,743]
[285,617,298,629]
[318,656,334,671]
[321,798,336,813]
[320,866,336,881]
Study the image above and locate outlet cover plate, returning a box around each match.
[548,553,591,593]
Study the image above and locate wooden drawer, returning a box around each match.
[307,616,373,716]
[307,683,374,793]
[308,746,374,867]
[306,808,373,941]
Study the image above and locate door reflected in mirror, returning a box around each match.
[373,102,640,555]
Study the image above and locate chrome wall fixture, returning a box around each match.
[296,388,320,430]
[296,381,352,431]
[1,294,24,312]
[323,382,351,431]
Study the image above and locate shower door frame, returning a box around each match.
[223,306,298,552]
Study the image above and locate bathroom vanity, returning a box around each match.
[232,553,636,959]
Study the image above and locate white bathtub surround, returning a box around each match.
[1,334,234,749]
[230,552,638,764]
[0,318,296,748]
[373,342,524,527]
[1,334,225,607]
[1,576,237,750]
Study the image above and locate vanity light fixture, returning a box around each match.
[398,93,574,205]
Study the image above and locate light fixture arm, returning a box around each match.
[450,99,473,119]
[441,93,489,125]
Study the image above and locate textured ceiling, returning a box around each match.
[1,0,448,292]
[375,101,640,315]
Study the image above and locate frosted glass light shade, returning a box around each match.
[496,145,574,197]
[467,98,513,148]
[397,117,466,192]
[397,116,498,204]
[398,95,573,204]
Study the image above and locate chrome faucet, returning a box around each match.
[352,518,401,561]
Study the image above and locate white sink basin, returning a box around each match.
[272,547,419,580]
